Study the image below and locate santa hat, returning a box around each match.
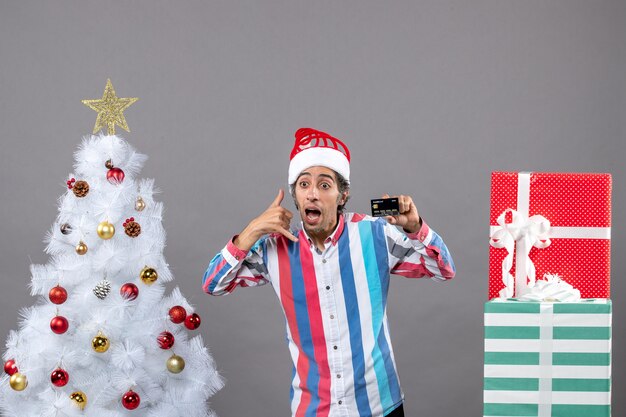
[288,128,351,185]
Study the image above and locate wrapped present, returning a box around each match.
[489,172,612,299]
[483,299,612,417]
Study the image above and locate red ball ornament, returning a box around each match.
[49,285,68,305]
[184,313,201,330]
[168,306,187,324]
[50,316,69,334]
[120,283,139,301]
[4,359,18,376]
[157,331,175,349]
[106,167,125,184]
[51,368,69,387]
[122,389,141,410]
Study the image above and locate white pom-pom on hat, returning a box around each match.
[288,128,351,185]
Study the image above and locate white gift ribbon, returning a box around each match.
[490,208,551,298]
[538,303,554,417]
[518,273,581,302]
[490,172,611,298]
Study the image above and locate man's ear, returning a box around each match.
[340,191,349,205]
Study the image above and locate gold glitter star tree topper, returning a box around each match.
[82,79,138,135]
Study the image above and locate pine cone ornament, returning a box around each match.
[123,217,141,237]
[93,279,112,300]
[72,180,90,197]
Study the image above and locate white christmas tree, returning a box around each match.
[0,80,223,417]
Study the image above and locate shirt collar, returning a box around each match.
[299,213,345,247]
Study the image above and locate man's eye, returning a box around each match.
[321,183,330,189]
[299,181,308,188]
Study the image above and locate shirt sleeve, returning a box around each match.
[385,219,456,282]
[202,236,271,296]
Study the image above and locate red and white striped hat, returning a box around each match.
[288,128,351,185]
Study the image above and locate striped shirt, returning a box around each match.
[203,212,455,417]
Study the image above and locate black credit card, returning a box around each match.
[371,198,400,217]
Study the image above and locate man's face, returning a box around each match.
[294,166,347,238]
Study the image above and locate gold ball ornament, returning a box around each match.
[70,391,87,410]
[75,241,88,255]
[9,372,28,391]
[97,221,115,240]
[92,332,110,353]
[166,354,185,373]
[140,266,158,285]
[135,196,146,212]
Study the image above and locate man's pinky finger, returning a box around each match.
[279,228,299,242]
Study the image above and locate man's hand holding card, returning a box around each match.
[372,194,422,234]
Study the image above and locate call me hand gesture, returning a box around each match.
[234,189,299,252]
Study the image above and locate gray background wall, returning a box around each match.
[0,1,624,416]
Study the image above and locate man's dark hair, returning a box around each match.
[290,170,351,214]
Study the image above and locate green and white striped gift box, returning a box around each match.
[483,299,612,417]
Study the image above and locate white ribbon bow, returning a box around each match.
[490,208,551,298]
[517,273,581,302]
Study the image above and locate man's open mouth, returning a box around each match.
[305,208,321,222]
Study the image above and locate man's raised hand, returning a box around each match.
[265,189,298,242]
[382,193,422,234]
[234,189,298,252]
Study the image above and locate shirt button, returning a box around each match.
[338,400,343,405]
[333,345,338,350]
[330,315,335,319]
[336,374,341,378]
[326,286,330,290]
[235,255,240,260]
[322,259,327,263]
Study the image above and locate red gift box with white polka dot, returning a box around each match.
[489,172,612,299]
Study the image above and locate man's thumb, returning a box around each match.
[270,189,284,207]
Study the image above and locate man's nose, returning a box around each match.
[306,187,318,200]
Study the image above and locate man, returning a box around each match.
[203,128,455,417]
